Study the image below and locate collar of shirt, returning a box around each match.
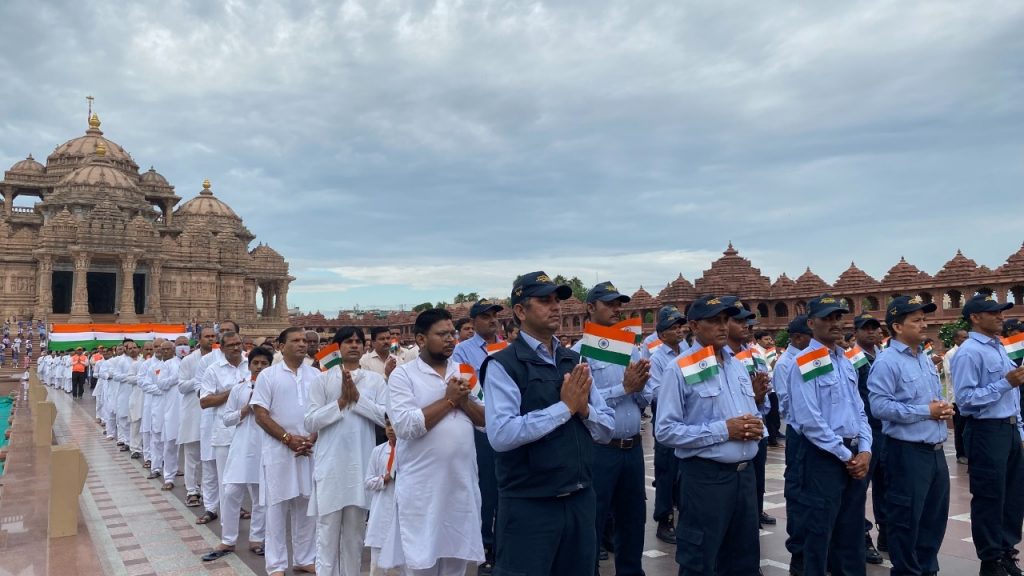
[518,330,560,365]
[969,331,999,348]
[463,333,488,352]
[888,339,917,357]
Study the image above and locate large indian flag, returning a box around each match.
[1003,333,1024,361]
[798,347,834,381]
[579,322,635,366]
[315,343,342,371]
[49,323,190,352]
[678,345,719,384]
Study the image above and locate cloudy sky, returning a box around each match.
[2,0,1022,313]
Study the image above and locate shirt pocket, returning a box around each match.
[816,371,840,405]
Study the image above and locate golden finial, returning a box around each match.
[88,112,101,129]
[95,141,107,157]
[202,178,211,190]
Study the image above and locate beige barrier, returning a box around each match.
[49,445,89,537]
[34,401,56,447]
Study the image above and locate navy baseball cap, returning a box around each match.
[886,295,937,325]
[1003,318,1022,334]
[586,281,631,304]
[853,313,881,330]
[656,306,686,332]
[511,271,573,306]
[787,314,813,336]
[469,299,503,318]
[687,295,742,322]
[962,294,1013,319]
[720,296,755,321]
[808,294,850,318]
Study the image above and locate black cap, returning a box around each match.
[687,295,742,322]
[469,299,504,318]
[720,296,755,321]
[962,293,1013,319]
[807,294,850,318]
[853,313,881,330]
[787,314,813,336]
[1004,318,1023,334]
[656,305,686,332]
[886,295,938,325]
[511,271,573,306]
[586,281,631,304]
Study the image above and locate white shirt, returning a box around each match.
[157,357,182,440]
[201,356,250,451]
[221,379,264,485]
[304,367,387,516]
[942,345,960,404]
[364,441,398,549]
[359,349,405,378]
[381,357,485,570]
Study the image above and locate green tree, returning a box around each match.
[453,293,467,304]
[465,292,480,302]
[553,275,589,302]
[938,318,969,348]
[435,301,449,309]
[774,329,790,349]
[412,302,433,313]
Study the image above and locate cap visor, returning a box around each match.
[554,285,573,300]
[598,293,631,303]
[811,305,850,318]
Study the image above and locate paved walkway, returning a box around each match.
[4,376,998,575]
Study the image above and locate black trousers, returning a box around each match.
[754,437,768,514]
[675,457,759,576]
[952,404,966,459]
[766,391,782,440]
[475,430,499,554]
[593,442,646,576]
[864,427,887,535]
[964,418,1024,562]
[71,372,86,397]
[495,488,596,576]
[885,438,950,575]
[653,437,679,523]
[784,427,805,566]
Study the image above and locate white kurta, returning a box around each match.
[176,349,207,445]
[221,380,264,485]
[116,355,141,417]
[304,367,387,517]
[250,361,319,506]
[157,357,182,442]
[200,357,249,460]
[381,358,485,570]
[364,441,398,549]
[131,357,151,424]
[198,349,227,460]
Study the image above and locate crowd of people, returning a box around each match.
[0,318,44,368]
[25,272,1024,576]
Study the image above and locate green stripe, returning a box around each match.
[802,363,834,382]
[684,364,719,385]
[851,357,868,369]
[580,344,632,366]
[1008,349,1024,361]
[321,357,342,369]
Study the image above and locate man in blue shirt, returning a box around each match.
[775,314,812,574]
[867,296,953,576]
[951,294,1024,576]
[648,305,688,544]
[851,312,887,564]
[655,295,762,576]
[482,271,615,576]
[452,298,505,575]
[571,282,651,576]
[787,294,872,576]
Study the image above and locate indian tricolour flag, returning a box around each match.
[1002,333,1024,361]
[459,363,483,400]
[611,318,643,344]
[735,349,757,374]
[646,338,663,352]
[49,323,190,351]
[315,343,342,371]
[765,348,778,365]
[486,341,510,355]
[798,347,834,381]
[752,349,768,371]
[678,346,719,384]
[580,322,636,366]
[845,346,869,370]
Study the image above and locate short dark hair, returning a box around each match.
[414,308,453,335]
[122,338,136,345]
[370,326,390,339]
[333,326,366,345]
[221,319,240,334]
[455,318,472,331]
[247,347,274,365]
[886,314,908,337]
[277,326,305,344]
[753,330,770,340]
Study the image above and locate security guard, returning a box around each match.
[572,281,651,576]
[452,298,506,575]
[951,294,1024,576]
[482,271,616,576]
[867,296,952,576]
[851,312,886,564]
[787,294,872,576]
[655,295,761,575]
[773,315,813,574]
[648,305,688,544]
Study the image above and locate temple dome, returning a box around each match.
[46,113,139,173]
[140,167,170,186]
[61,161,139,191]
[175,179,240,220]
[8,154,44,174]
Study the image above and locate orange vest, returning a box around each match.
[71,354,87,373]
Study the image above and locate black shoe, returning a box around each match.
[877,528,889,552]
[981,559,1010,576]
[598,549,609,561]
[865,535,883,565]
[789,554,804,576]
[1004,553,1024,576]
[656,520,676,544]
[477,561,494,575]
[760,512,777,526]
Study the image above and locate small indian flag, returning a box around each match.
[798,347,834,381]
[735,349,757,374]
[315,343,342,371]
[580,322,636,366]
[612,318,643,344]
[678,346,719,384]
[486,341,510,355]
[845,346,869,370]
[646,338,663,351]
[752,349,768,371]
[1002,333,1024,361]
[459,363,482,400]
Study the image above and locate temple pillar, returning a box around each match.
[68,249,92,323]
[34,254,53,319]
[118,253,139,323]
[164,200,173,225]
[275,279,289,318]
[147,260,162,319]
[3,187,12,218]
[260,283,271,317]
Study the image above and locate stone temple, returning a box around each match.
[0,113,292,332]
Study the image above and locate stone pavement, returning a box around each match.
[1,378,998,575]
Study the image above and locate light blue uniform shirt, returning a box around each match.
[649,341,689,403]
[654,342,761,464]
[773,346,799,429]
[452,333,491,371]
[483,330,615,452]
[787,339,872,462]
[867,339,948,444]
[572,340,651,439]
[951,331,1024,440]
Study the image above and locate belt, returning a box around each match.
[841,438,859,453]
[601,435,641,450]
[687,456,750,472]
[967,416,1018,425]
[890,437,944,451]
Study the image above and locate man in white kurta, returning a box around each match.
[179,328,216,507]
[156,340,183,489]
[200,332,249,527]
[252,328,319,576]
[305,327,388,576]
[62,351,72,393]
[104,347,123,440]
[383,309,486,576]
[199,335,228,520]
[132,342,155,460]
[142,339,168,477]
[115,342,142,452]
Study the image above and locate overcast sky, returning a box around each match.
[2,0,1022,313]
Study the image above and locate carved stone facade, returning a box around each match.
[0,113,293,332]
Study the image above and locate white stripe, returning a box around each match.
[50,332,95,341]
[580,333,635,356]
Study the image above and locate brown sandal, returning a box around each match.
[196,510,218,525]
